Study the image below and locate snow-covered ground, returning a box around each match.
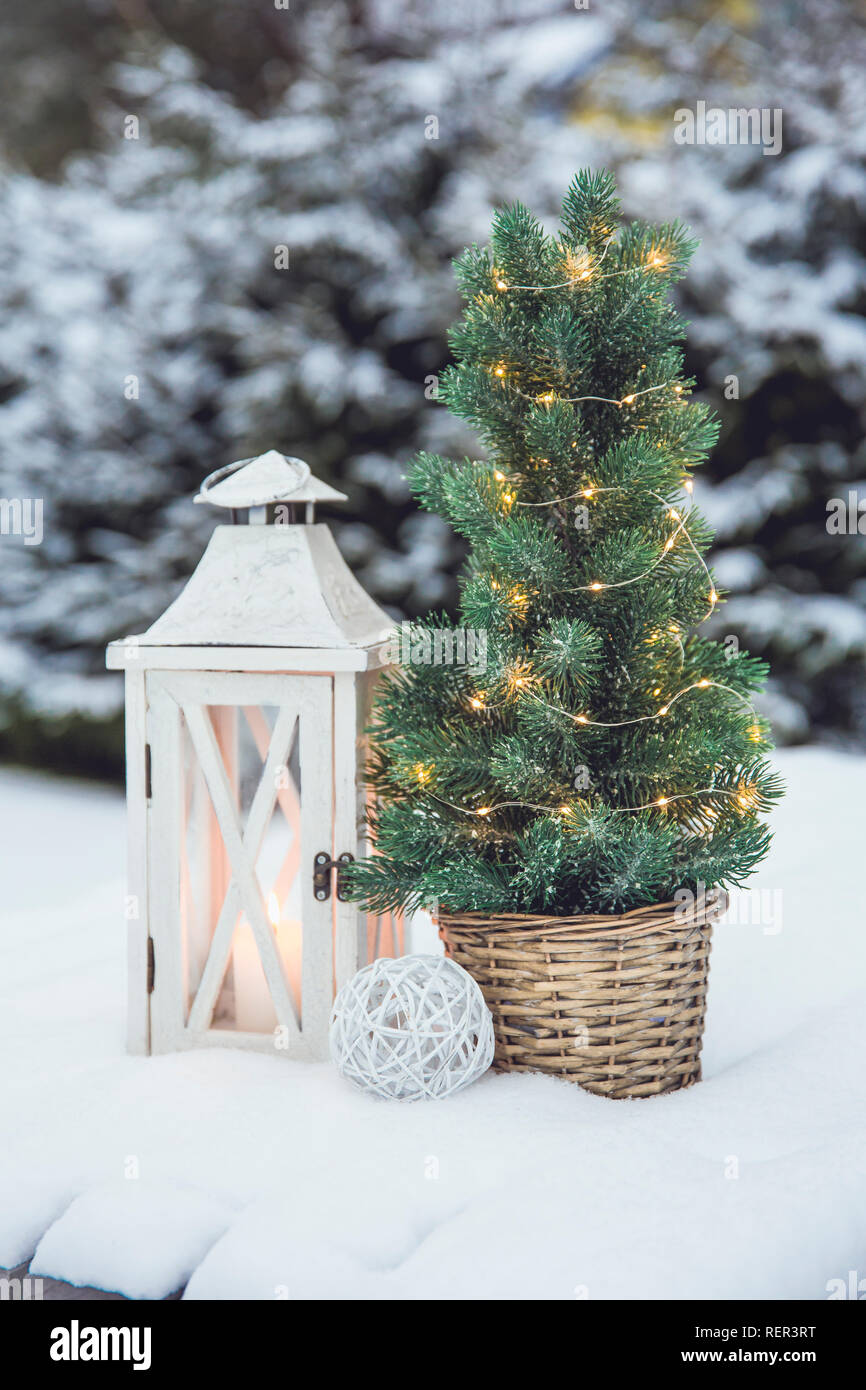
[1,748,864,1300]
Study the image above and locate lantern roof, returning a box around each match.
[135,524,391,650]
[195,450,348,509]
[106,451,394,665]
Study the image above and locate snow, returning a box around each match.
[1,749,865,1300]
[31,1183,235,1302]
[3,5,866,747]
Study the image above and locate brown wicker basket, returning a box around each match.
[438,893,725,1099]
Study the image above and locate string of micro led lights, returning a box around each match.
[489,364,710,606]
[523,678,759,731]
[500,469,718,622]
[492,245,671,294]
[491,239,613,292]
[415,668,764,823]
[466,675,759,732]
[422,783,759,821]
[508,380,680,409]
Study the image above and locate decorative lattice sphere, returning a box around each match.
[329,954,495,1101]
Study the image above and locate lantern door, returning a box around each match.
[145,670,334,1059]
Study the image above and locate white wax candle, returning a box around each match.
[233,894,304,1032]
[233,922,277,1033]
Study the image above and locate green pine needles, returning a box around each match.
[347,169,783,917]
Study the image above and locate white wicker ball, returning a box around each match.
[329,954,495,1101]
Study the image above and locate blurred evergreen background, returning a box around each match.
[0,0,864,779]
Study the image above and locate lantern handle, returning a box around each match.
[196,453,312,507]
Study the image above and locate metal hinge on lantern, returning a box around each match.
[313,851,354,902]
[146,937,155,993]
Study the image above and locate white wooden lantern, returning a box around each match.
[107,450,402,1060]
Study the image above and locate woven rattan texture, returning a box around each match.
[439,895,724,1099]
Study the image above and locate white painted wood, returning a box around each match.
[195,451,347,508]
[143,669,339,1057]
[107,643,388,673]
[155,671,324,707]
[333,671,364,991]
[205,708,237,1022]
[182,701,302,1037]
[183,705,236,1033]
[178,738,196,1020]
[139,526,391,649]
[109,461,402,1059]
[243,706,300,910]
[146,683,186,1054]
[209,706,238,974]
[124,669,150,1055]
[296,678,335,1058]
[185,705,297,1035]
[172,1028,298,1053]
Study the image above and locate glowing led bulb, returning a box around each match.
[470,697,485,709]
[589,582,604,591]
[494,470,505,481]
[575,715,588,724]
[709,590,718,605]
[658,705,669,716]
[656,796,669,806]
[477,807,492,817]
[582,488,594,498]
[698,679,710,688]
[496,279,508,291]
[622,394,636,405]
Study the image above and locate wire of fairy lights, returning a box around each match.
[466,676,760,732]
[514,380,680,409]
[490,244,672,294]
[559,497,716,622]
[485,367,713,608]
[416,676,766,825]
[501,479,718,622]
[526,678,758,730]
[421,782,763,822]
[490,360,683,411]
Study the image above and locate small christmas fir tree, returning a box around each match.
[348,170,783,948]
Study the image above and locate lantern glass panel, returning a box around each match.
[178,704,305,1034]
[146,669,333,1054]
